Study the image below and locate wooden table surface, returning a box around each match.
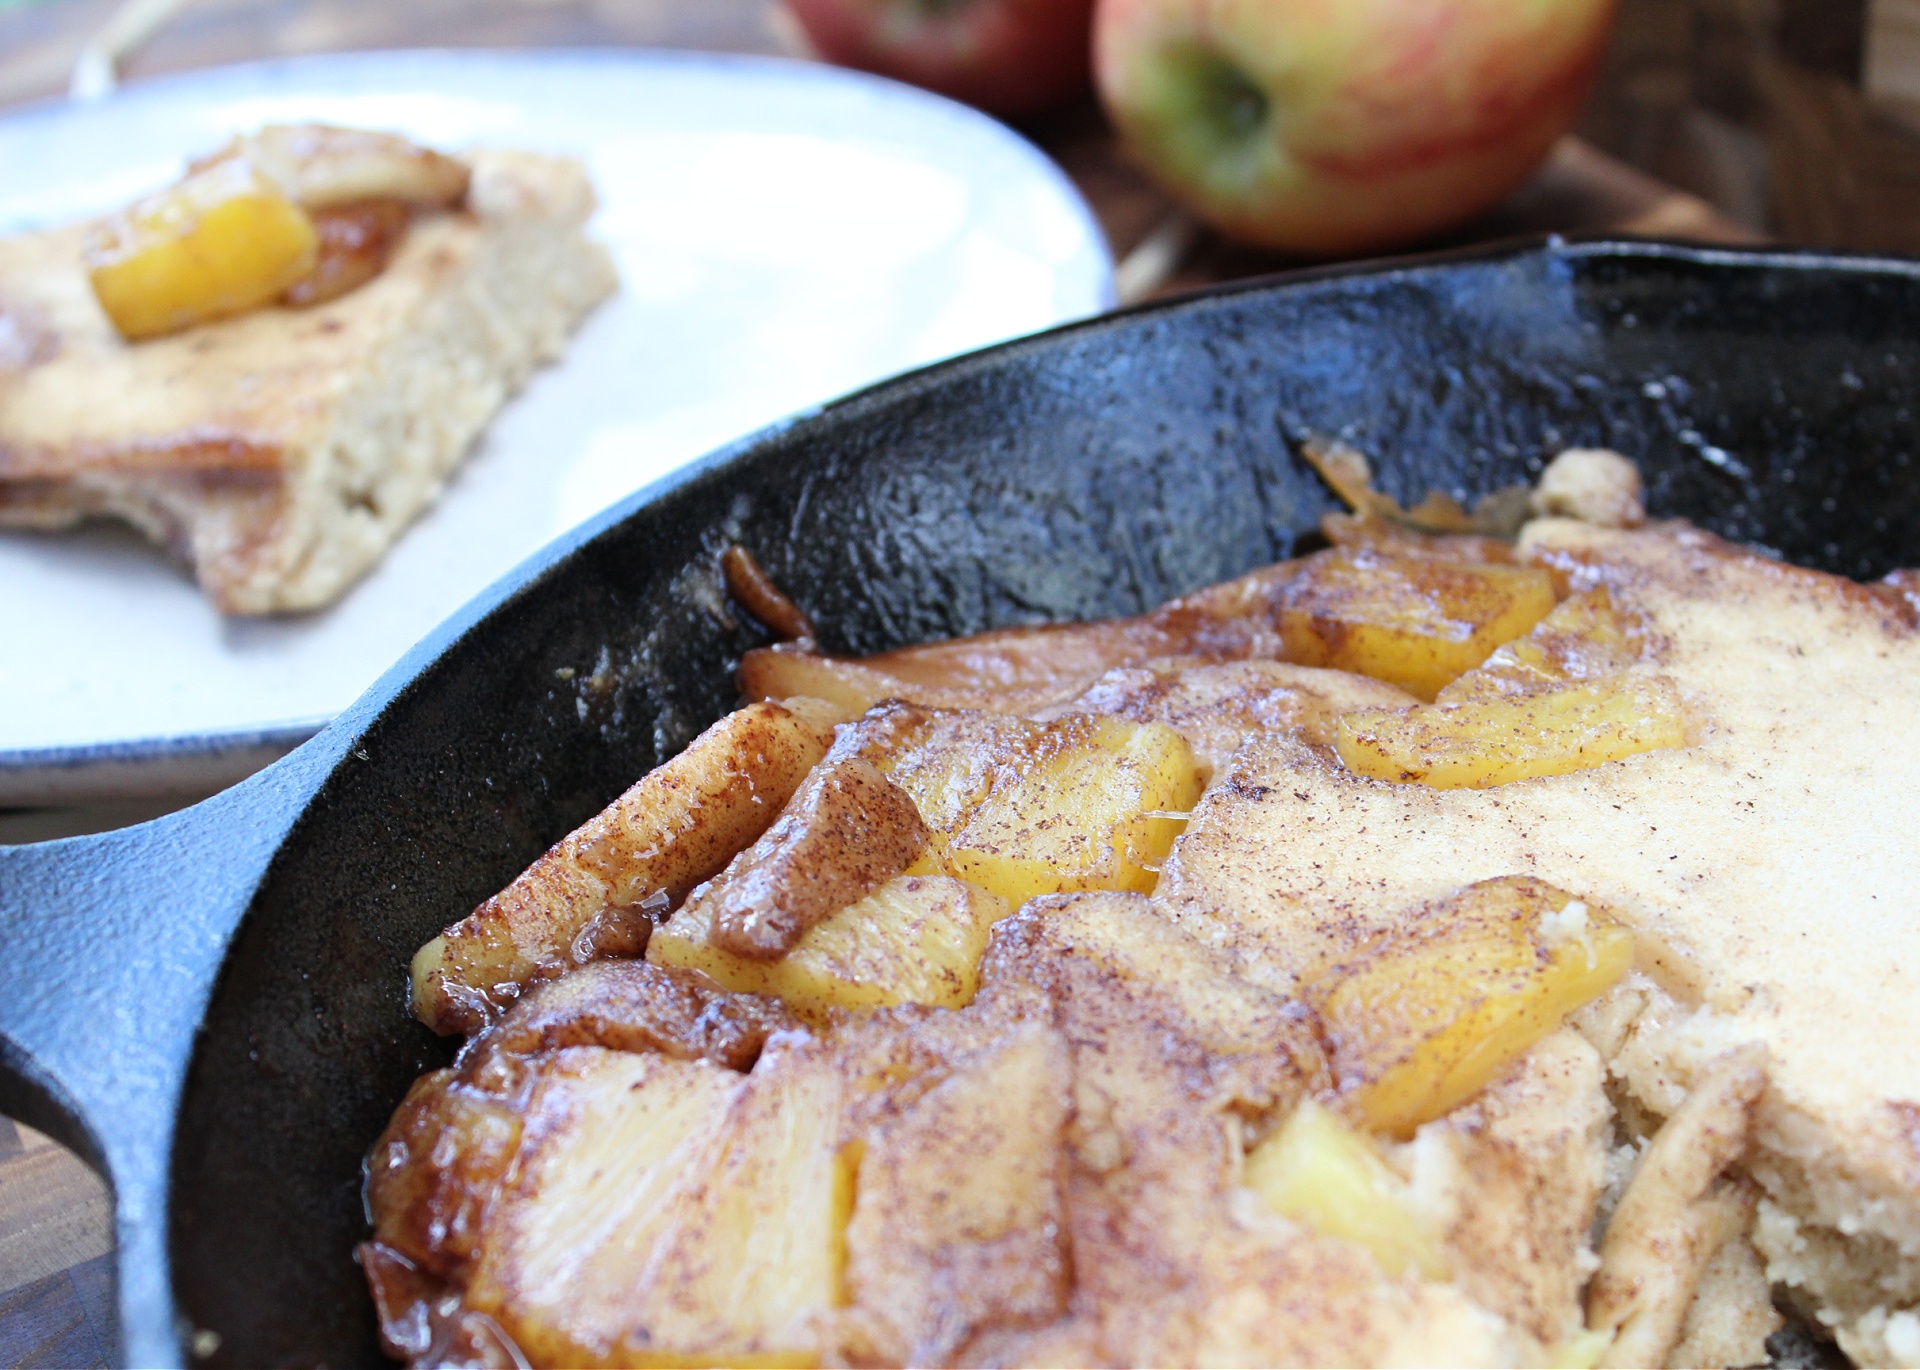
[0,2,1757,1365]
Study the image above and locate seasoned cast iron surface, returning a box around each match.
[168,244,1918,1366]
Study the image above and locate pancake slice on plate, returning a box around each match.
[0,142,616,614]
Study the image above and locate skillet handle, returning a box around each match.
[0,762,316,1367]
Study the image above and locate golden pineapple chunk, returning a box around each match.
[1335,672,1687,790]
[1275,547,1556,699]
[85,157,318,339]
[1244,1098,1449,1281]
[1436,588,1643,704]
[467,1043,849,1368]
[1305,876,1632,1138]
[648,874,1010,1018]
[863,708,1204,908]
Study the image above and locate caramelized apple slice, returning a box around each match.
[737,559,1305,715]
[1038,659,1418,782]
[86,157,318,339]
[1305,876,1632,1138]
[465,1043,849,1368]
[940,715,1201,906]
[1335,672,1687,790]
[648,873,1010,1018]
[847,705,1204,908]
[843,1020,1072,1365]
[1244,1098,1448,1281]
[411,698,842,1036]
[281,198,412,307]
[686,757,929,962]
[1275,547,1556,699]
[365,1067,526,1279]
[1435,588,1644,703]
[462,959,799,1073]
[232,123,471,210]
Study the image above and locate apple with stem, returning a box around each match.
[1095,0,1618,256]
[784,0,1097,117]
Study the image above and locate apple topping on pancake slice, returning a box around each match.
[411,698,847,1036]
[86,124,471,339]
[85,157,322,340]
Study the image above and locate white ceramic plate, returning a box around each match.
[0,48,1114,804]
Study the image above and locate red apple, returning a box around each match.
[1095,0,1618,256]
[784,0,1097,117]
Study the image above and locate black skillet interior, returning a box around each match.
[25,239,1920,1366]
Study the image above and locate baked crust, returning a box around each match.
[0,148,617,613]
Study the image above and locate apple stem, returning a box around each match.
[1115,209,1200,305]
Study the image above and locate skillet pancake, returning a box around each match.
[363,447,1919,1366]
[0,147,615,613]
[1158,517,1920,1367]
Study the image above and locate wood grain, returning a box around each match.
[0,1257,116,1370]
[0,1119,115,1367]
[0,1121,112,1299]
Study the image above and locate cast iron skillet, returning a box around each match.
[3,238,1917,1367]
